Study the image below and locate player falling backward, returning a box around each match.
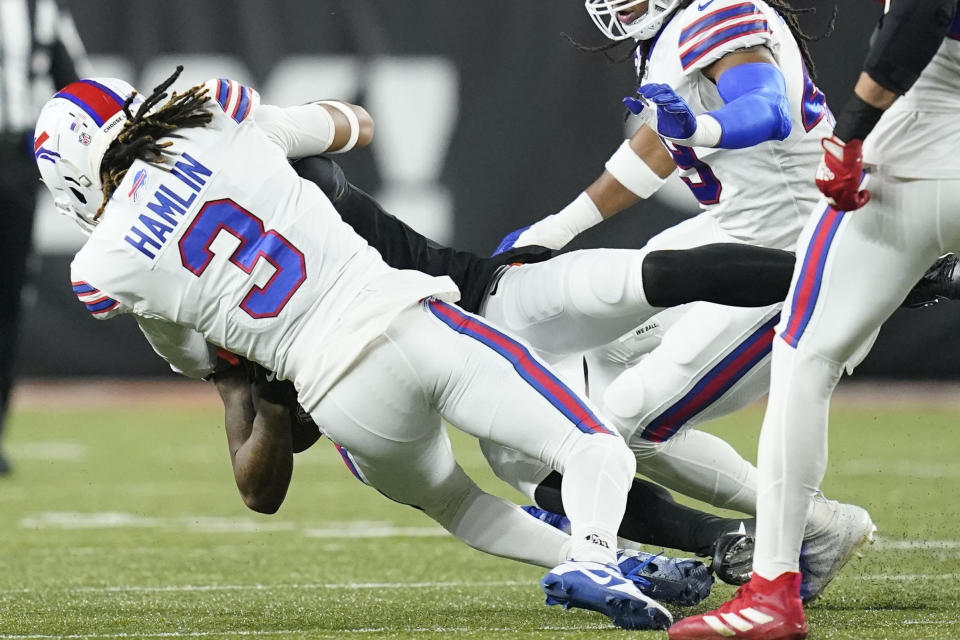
[670,0,960,638]
[36,66,709,631]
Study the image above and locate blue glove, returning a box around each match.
[492,225,531,256]
[634,83,699,141]
[622,96,647,116]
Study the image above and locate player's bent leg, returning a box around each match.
[643,244,795,308]
[630,429,759,514]
[480,249,659,361]
[412,300,675,628]
[311,351,574,568]
[601,303,778,512]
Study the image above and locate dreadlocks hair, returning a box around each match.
[96,65,214,219]
[561,31,643,65]
[737,0,837,81]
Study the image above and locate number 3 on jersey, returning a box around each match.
[179,199,306,319]
[662,139,723,205]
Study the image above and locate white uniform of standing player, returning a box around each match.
[753,9,960,588]
[37,74,673,629]
[669,3,960,638]
[487,0,842,516]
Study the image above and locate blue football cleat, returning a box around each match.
[541,560,673,630]
[617,549,713,607]
[521,505,571,534]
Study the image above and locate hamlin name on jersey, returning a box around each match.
[71,80,458,410]
[639,0,835,250]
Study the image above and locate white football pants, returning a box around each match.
[753,176,960,579]
[482,215,776,515]
[310,300,635,569]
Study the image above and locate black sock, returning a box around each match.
[534,472,754,556]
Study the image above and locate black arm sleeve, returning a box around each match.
[292,156,552,313]
[863,0,956,95]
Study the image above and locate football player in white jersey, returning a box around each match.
[492,0,874,602]
[33,68,673,630]
[671,1,960,638]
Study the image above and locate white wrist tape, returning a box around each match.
[604,140,667,199]
[519,192,603,250]
[553,191,603,235]
[316,100,360,153]
[675,114,723,148]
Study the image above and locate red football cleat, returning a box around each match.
[668,572,807,640]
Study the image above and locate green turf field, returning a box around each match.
[1,389,958,639]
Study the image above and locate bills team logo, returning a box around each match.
[33,131,60,164]
[128,168,147,202]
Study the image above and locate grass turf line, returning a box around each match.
[0,399,958,638]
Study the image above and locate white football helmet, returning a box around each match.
[33,78,144,233]
[584,0,684,41]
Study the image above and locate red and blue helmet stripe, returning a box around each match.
[54,79,127,127]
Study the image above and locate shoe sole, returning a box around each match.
[711,533,754,586]
[642,561,714,607]
[670,625,808,640]
[542,573,672,630]
[802,518,876,603]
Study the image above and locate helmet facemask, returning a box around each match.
[584,0,683,41]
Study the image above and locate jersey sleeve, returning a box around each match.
[136,316,217,380]
[71,279,127,320]
[252,103,337,159]
[201,78,260,124]
[677,1,774,74]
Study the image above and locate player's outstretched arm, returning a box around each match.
[625,47,791,150]
[294,155,553,314]
[254,99,373,159]
[213,359,293,515]
[492,125,675,254]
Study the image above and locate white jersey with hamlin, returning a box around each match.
[864,9,960,179]
[70,86,458,410]
[639,0,835,250]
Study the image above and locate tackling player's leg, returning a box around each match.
[670,180,960,638]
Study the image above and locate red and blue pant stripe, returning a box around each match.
[334,443,368,485]
[427,300,614,436]
[641,312,780,443]
[781,206,847,348]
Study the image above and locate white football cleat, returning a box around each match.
[799,495,876,602]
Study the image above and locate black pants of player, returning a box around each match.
[0,133,39,471]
